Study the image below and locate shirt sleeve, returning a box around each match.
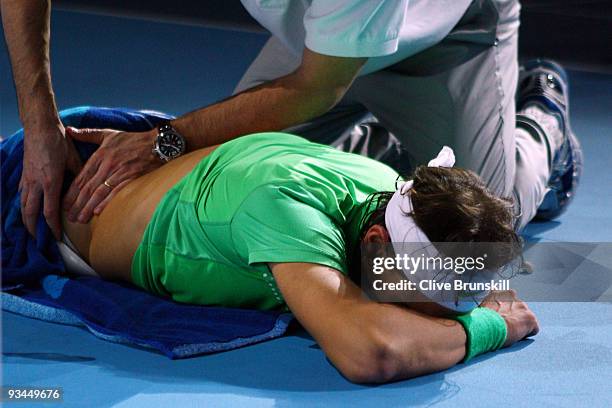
[303,0,408,58]
[230,184,348,273]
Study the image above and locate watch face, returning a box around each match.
[159,130,186,160]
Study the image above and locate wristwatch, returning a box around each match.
[152,123,187,162]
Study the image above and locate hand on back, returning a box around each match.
[20,122,82,239]
[62,127,161,223]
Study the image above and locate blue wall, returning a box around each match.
[1,9,267,136]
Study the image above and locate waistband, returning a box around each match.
[57,232,99,277]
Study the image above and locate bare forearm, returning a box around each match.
[1,0,59,128]
[273,264,533,384]
[340,303,467,383]
[377,305,467,381]
[271,263,468,383]
[171,73,338,150]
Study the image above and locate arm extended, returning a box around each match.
[270,262,538,383]
[172,49,367,149]
[63,49,366,221]
[270,262,468,383]
[1,0,58,127]
[1,0,82,239]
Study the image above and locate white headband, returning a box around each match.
[384,146,494,312]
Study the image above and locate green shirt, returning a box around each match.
[131,133,398,310]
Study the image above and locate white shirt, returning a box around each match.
[241,0,472,75]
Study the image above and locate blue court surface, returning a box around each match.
[2,10,612,408]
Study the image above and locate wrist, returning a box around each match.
[151,123,187,162]
[22,117,64,141]
[19,80,57,112]
[144,128,160,162]
[21,101,62,133]
[454,307,507,362]
[168,120,190,151]
[145,127,158,143]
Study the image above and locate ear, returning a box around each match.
[362,224,390,244]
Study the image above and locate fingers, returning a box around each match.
[75,171,121,222]
[528,319,540,337]
[63,128,115,212]
[63,128,159,223]
[21,184,42,239]
[76,183,112,223]
[525,307,540,337]
[65,126,108,145]
[65,136,84,176]
[22,162,67,240]
[491,289,518,304]
[93,178,131,216]
[63,151,101,213]
[42,177,63,240]
[18,125,88,240]
[68,159,113,223]
[480,298,501,312]
[72,172,132,222]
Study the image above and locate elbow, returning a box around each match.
[292,76,349,114]
[338,330,426,384]
[302,86,345,116]
[322,84,349,111]
[340,345,396,384]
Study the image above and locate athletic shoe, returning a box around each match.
[517,59,583,220]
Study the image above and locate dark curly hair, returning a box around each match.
[353,165,522,273]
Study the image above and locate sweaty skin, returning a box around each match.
[61,145,219,281]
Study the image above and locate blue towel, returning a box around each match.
[1,106,292,358]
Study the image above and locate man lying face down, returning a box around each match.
[51,112,538,383]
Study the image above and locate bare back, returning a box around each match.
[62,146,219,281]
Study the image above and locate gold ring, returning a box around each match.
[103,180,114,189]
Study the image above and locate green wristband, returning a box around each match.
[453,307,507,362]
